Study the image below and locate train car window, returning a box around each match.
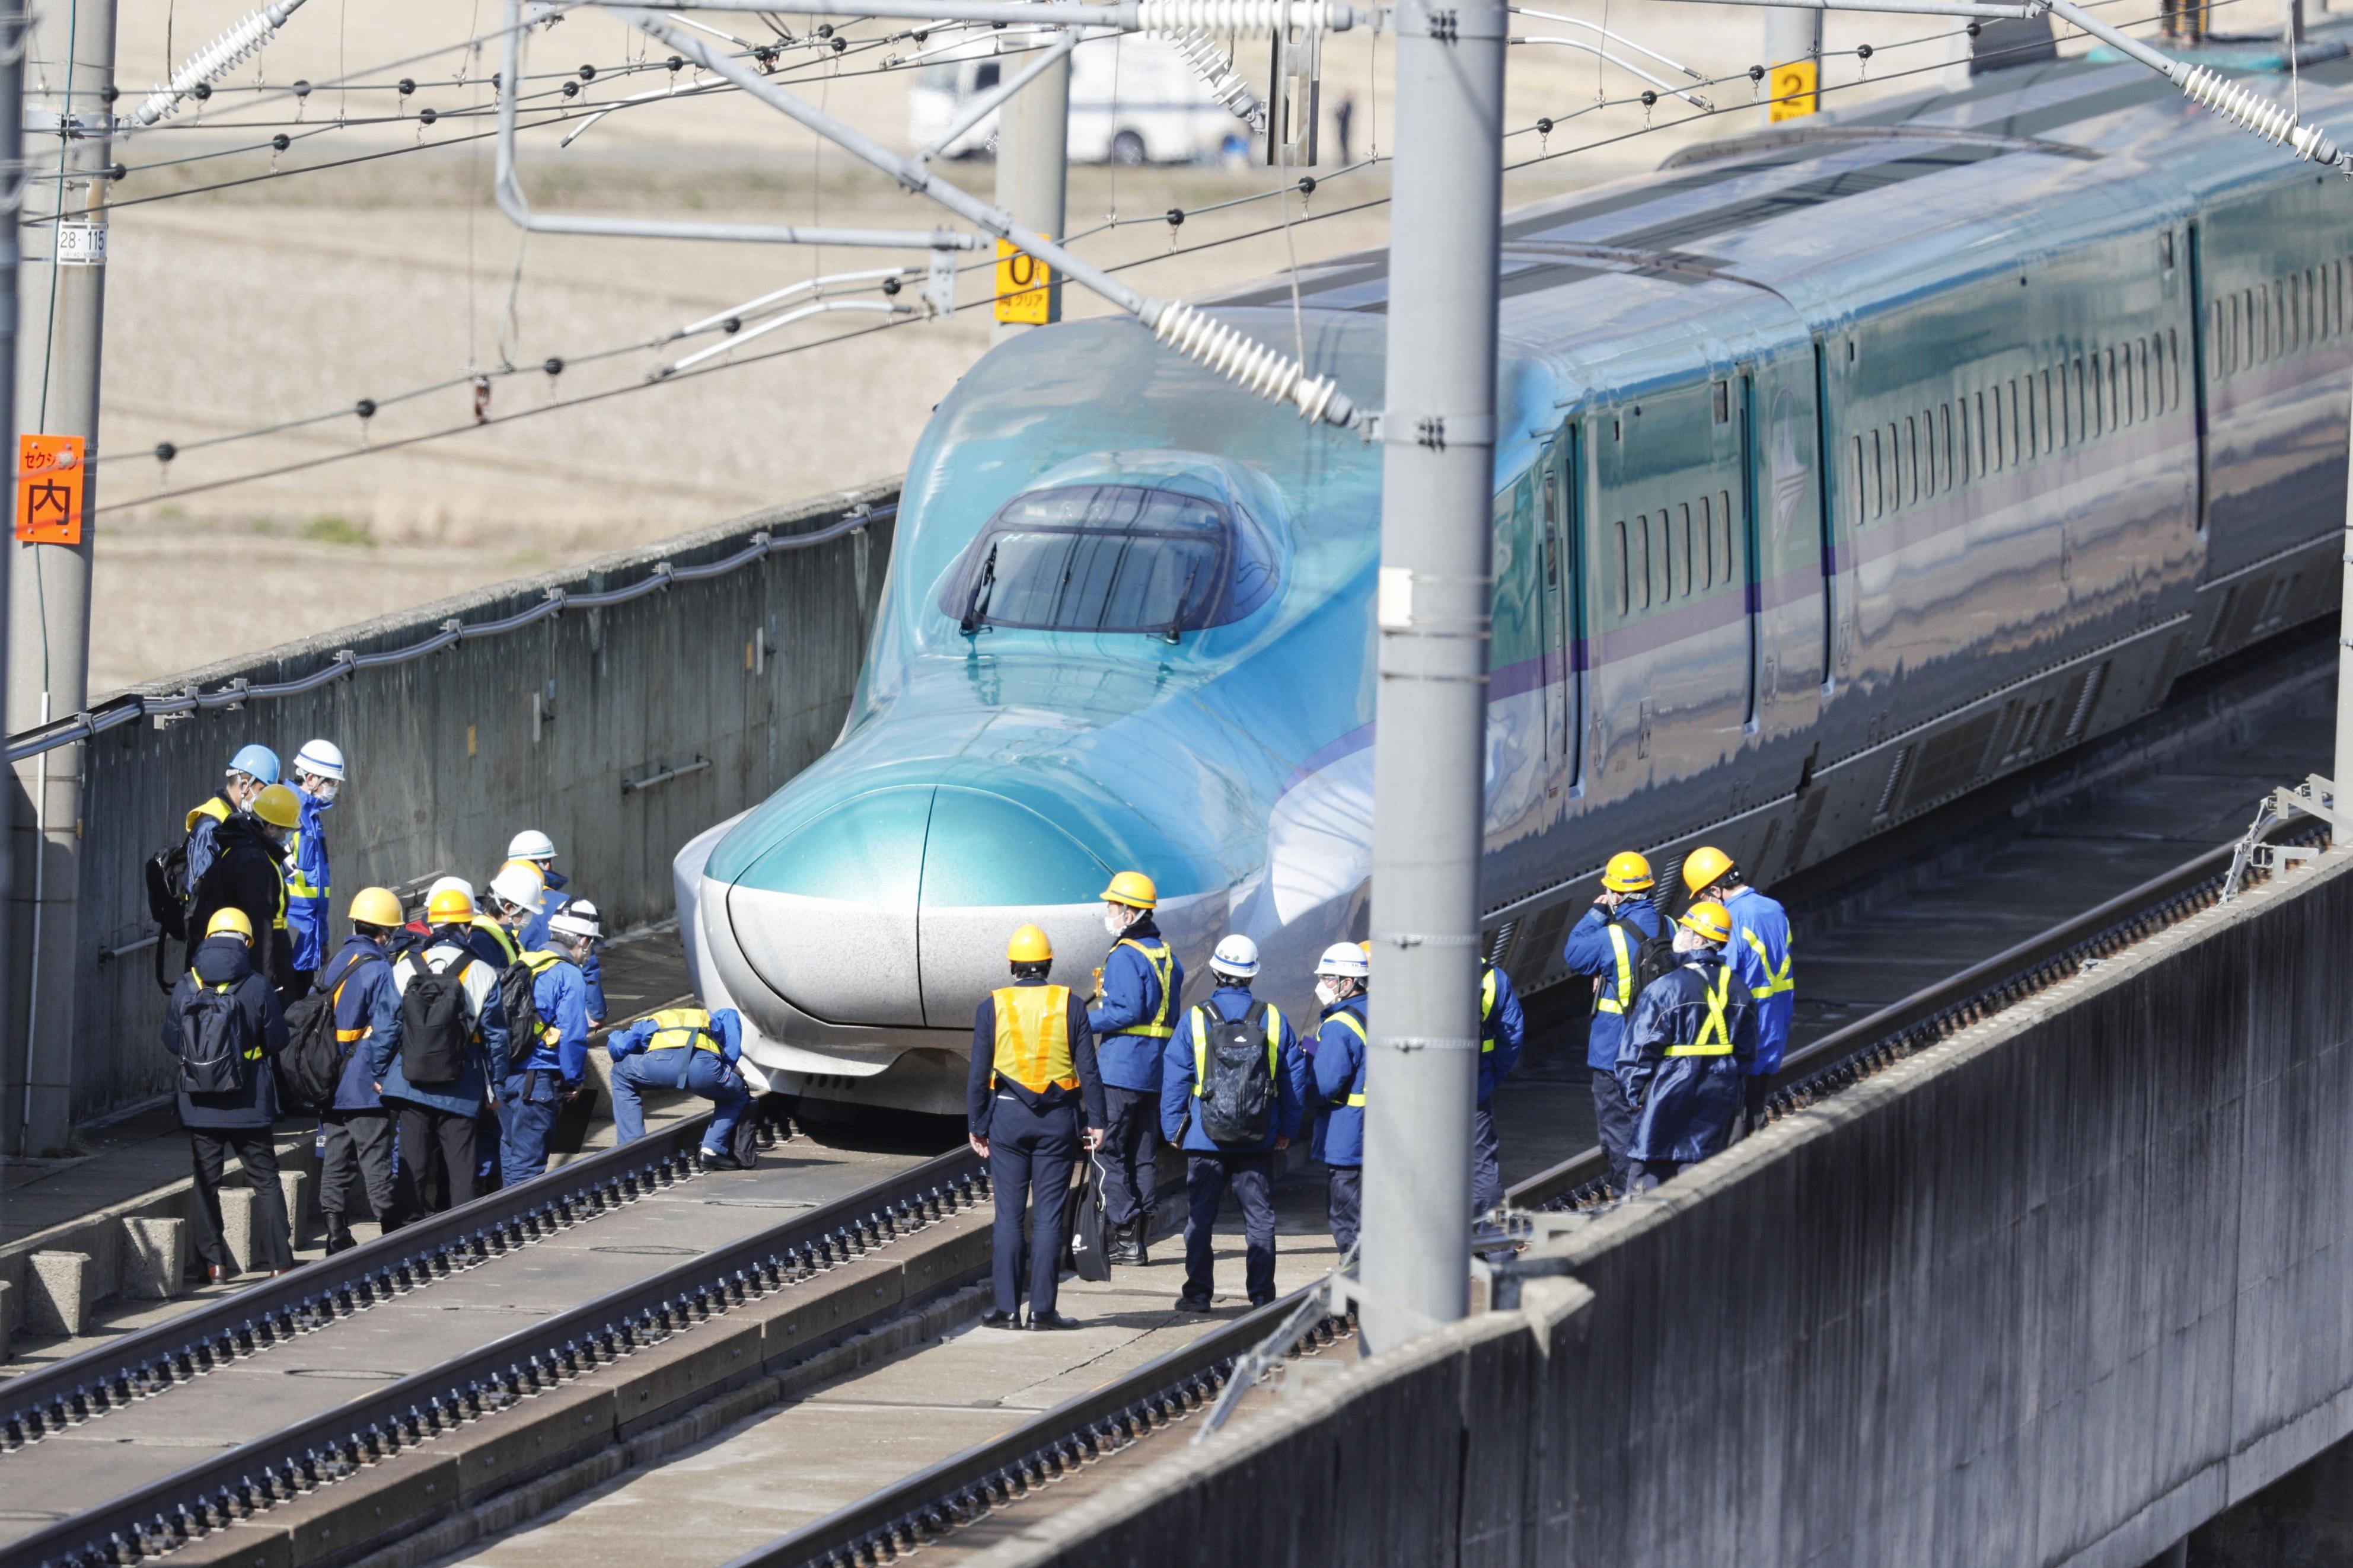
[939,481,1278,635]
[1713,381,1730,423]
[2213,303,2228,378]
[1700,495,1717,584]
[2168,328,2181,409]
[2105,348,2120,430]
[1851,438,1865,528]
[2040,369,2056,454]
[2074,357,2089,439]
[1541,468,1561,589]
[1868,429,1885,519]
[1903,416,1919,505]
[1956,397,1972,484]
[1718,491,1733,575]
[2123,344,2137,427]
[1941,404,1955,491]
[1655,510,1673,602]
[2268,282,2281,360]
[1635,514,1653,609]
[2140,339,2156,422]
[1678,502,1695,598]
[1615,520,1631,615]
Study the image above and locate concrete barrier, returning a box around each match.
[967,847,2353,1568]
[26,481,896,1129]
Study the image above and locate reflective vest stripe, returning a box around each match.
[1665,967,1737,1057]
[1480,967,1497,1053]
[186,796,231,836]
[1114,938,1178,1038]
[1190,1002,1283,1095]
[473,917,519,965]
[521,950,566,1041]
[1741,928,1794,999]
[285,825,328,900]
[1327,1010,1367,1107]
[327,968,364,1043]
[992,985,1079,1093]
[1595,924,1636,1015]
[644,1006,724,1055]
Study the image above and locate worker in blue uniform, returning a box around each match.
[184,743,279,895]
[499,900,600,1184]
[1562,850,1663,1190]
[968,923,1105,1330]
[1681,845,1794,1133]
[314,886,404,1253]
[1471,960,1526,1219]
[1617,899,1759,1191]
[508,831,606,1025]
[1088,870,1181,1267]
[1161,934,1307,1311]
[284,739,346,994]
[1306,941,1370,1260]
[607,1004,754,1164]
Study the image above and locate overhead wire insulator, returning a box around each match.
[1165,29,1268,130]
[1150,301,1356,427]
[2173,63,2344,165]
[1134,0,1359,37]
[131,0,309,129]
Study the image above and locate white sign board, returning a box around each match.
[56,222,107,267]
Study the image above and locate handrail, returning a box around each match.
[2,501,894,766]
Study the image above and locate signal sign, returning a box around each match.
[1768,58,1820,122]
[17,436,87,546]
[995,239,1058,326]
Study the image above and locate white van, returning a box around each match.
[907,35,1248,164]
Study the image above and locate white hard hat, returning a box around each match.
[507,829,556,863]
[293,739,346,783]
[489,863,547,916]
[1209,933,1260,979]
[1315,941,1370,979]
[548,898,601,941]
[426,876,474,905]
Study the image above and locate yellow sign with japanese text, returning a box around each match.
[995,239,1058,326]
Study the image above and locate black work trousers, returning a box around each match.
[987,1094,1080,1318]
[1327,1165,1362,1259]
[1592,1069,1638,1193]
[319,1108,397,1228]
[394,1101,480,1219]
[187,1129,293,1275]
[1182,1151,1277,1306]
[1098,1085,1159,1228]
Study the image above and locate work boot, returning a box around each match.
[1027,1311,1080,1330]
[1174,1294,1216,1314]
[1131,1218,1152,1267]
[323,1215,355,1256]
[1105,1221,1143,1267]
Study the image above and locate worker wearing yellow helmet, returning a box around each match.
[186,781,305,1003]
[167,893,296,1281]
[1614,898,1760,1193]
[1561,850,1665,1191]
[374,883,513,1218]
[1088,870,1184,1267]
[310,887,408,1253]
[968,922,1107,1329]
[1681,845,1794,1135]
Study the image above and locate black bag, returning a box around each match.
[1612,918,1682,1001]
[278,963,369,1113]
[145,841,191,940]
[176,982,251,1097]
[1194,1002,1279,1145]
[498,958,546,1058]
[728,1097,761,1170]
[397,952,474,1086]
[1066,1157,1111,1282]
[548,1083,600,1157]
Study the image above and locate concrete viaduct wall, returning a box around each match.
[971,846,2353,1568]
[32,481,898,1129]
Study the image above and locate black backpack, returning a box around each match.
[176,981,251,1097]
[497,954,553,1059]
[397,951,475,1086]
[1606,917,1681,1007]
[279,961,372,1112]
[145,841,191,940]
[1193,1001,1279,1145]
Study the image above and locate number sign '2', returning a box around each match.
[1768,58,1820,123]
[17,436,87,546]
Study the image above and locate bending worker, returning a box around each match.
[1307,942,1370,1260]
[968,924,1105,1330]
[1089,871,1181,1267]
[1562,851,1662,1190]
[1680,845,1794,1132]
[1617,899,1759,1191]
[498,900,601,1184]
[607,1004,754,1166]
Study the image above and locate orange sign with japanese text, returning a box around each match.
[17,436,86,545]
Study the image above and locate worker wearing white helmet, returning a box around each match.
[1163,933,1308,1312]
[503,832,605,1026]
[1307,941,1371,1259]
[499,900,603,1183]
[284,739,348,989]
[464,862,544,972]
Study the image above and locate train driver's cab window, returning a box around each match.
[942,478,1280,636]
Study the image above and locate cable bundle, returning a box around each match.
[132,0,308,129]
[1165,29,1268,130]
[1150,301,1356,426]
[2173,63,2345,167]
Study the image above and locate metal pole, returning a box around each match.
[1763,6,1823,122]
[0,8,21,1157]
[1357,0,1503,1351]
[2337,377,2353,805]
[8,0,111,1156]
[991,3,1070,343]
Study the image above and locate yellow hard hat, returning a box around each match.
[251,783,302,831]
[1006,923,1054,964]
[348,886,403,928]
[1679,900,1733,945]
[206,906,254,942]
[425,886,477,924]
[1681,845,1736,896]
[1603,851,1654,893]
[1358,940,1371,956]
[1098,870,1158,910]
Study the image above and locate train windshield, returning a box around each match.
[942,482,1277,637]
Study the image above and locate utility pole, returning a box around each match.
[990,16,1069,341]
[1357,0,1504,1350]
[1762,8,1822,122]
[8,0,115,1155]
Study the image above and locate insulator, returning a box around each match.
[132,0,308,128]
[1165,30,1267,131]
[1150,301,1355,427]
[1136,0,1356,36]
[2175,63,2342,165]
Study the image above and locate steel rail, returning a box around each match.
[1503,822,2317,1214]
[0,500,895,765]
[3,1147,990,1568]
[728,1294,1356,1568]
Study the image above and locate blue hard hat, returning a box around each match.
[228,744,281,784]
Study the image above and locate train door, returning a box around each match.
[2185,219,2211,534]
[1538,428,1582,788]
[1737,371,1762,729]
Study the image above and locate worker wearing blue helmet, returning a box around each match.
[184,744,279,893]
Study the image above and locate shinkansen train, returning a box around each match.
[675,39,2353,1113]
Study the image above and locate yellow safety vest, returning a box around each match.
[286,826,328,903]
[473,916,520,966]
[1480,967,1498,1053]
[1109,937,1176,1038]
[1595,923,1637,1015]
[185,796,231,836]
[1665,967,1737,1057]
[519,950,566,1042]
[1327,1010,1368,1107]
[271,863,288,931]
[1742,927,1794,999]
[643,1005,725,1055]
[1190,1001,1285,1094]
[991,984,1079,1093]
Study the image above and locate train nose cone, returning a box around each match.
[711,783,1149,1030]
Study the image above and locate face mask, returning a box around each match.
[1673,928,1702,956]
[307,778,340,804]
[1315,978,1340,1008]
[1102,907,1128,937]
